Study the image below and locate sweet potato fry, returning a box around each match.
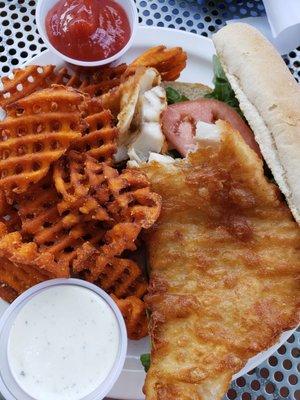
[0,282,18,303]
[0,65,55,109]
[0,222,70,296]
[104,165,162,228]
[18,175,105,268]
[54,151,161,229]
[72,98,118,163]
[129,45,187,81]
[0,85,85,199]
[0,63,127,110]
[111,294,148,340]
[73,241,148,298]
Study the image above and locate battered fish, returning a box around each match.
[141,121,300,400]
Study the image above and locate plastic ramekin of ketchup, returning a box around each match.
[36,0,138,66]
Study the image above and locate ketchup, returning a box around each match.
[46,0,131,61]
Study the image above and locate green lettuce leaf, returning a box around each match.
[166,86,188,104]
[205,55,243,117]
[140,353,151,372]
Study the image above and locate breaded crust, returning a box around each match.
[141,121,300,400]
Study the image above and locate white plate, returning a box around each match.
[0,26,296,400]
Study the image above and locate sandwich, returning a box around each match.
[121,23,300,225]
[115,23,300,399]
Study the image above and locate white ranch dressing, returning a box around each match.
[7,285,120,400]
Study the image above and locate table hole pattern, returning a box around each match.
[0,0,299,81]
[0,1,299,400]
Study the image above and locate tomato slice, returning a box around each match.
[161,98,261,156]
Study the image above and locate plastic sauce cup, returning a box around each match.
[36,0,138,67]
[0,278,127,400]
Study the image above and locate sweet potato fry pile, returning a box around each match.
[0,46,186,109]
[0,64,126,109]
[0,45,185,338]
[0,150,161,338]
[130,45,187,81]
[72,98,118,162]
[0,85,84,199]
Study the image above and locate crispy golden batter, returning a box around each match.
[141,121,300,400]
[0,85,84,199]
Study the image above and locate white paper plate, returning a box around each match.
[0,26,296,400]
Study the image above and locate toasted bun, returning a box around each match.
[213,23,300,224]
[162,81,212,100]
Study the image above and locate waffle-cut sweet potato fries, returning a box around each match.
[0,44,190,339]
[0,64,126,110]
[0,222,70,287]
[129,45,187,81]
[0,46,186,109]
[0,147,161,339]
[17,175,104,267]
[72,98,118,162]
[54,151,161,228]
[111,294,148,340]
[0,85,85,200]
[54,151,112,221]
[0,65,55,109]
[104,166,162,228]
[0,282,18,303]
[73,241,148,298]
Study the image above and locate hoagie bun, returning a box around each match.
[213,23,300,224]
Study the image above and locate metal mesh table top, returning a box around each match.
[0,1,299,399]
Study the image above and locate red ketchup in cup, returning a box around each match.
[46,0,131,62]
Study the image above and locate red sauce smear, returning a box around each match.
[46,0,131,62]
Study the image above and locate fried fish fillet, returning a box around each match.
[141,121,300,400]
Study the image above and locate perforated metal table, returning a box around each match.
[0,1,299,400]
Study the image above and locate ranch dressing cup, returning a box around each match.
[0,279,127,400]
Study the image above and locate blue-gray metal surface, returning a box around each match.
[0,1,299,399]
